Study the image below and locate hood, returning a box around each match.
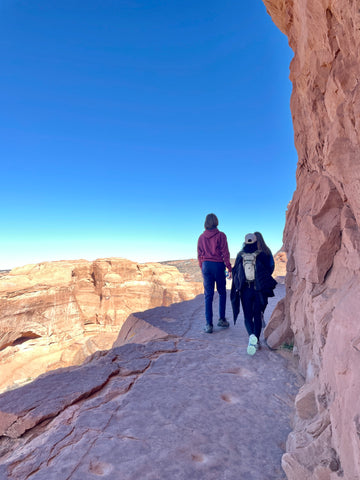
[243,242,258,253]
[203,228,220,239]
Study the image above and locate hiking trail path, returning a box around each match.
[0,284,302,480]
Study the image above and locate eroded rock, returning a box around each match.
[262,0,360,478]
[0,288,299,480]
[0,258,202,393]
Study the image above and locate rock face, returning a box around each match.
[263,1,360,478]
[0,286,299,480]
[0,258,202,393]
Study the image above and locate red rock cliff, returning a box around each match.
[263,1,360,478]
[0,258,202,393]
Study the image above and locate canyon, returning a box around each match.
[0,258,202,393]
[263,0,360,478]
[0,279,298,480]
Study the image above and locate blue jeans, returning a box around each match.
[241,283,263,340]
[202,261,227,325]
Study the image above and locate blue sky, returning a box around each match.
[0,0,296,270]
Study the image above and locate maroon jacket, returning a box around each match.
[197,228,232,272]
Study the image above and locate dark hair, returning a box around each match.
[254,231,272,257]
[204,213,219,230]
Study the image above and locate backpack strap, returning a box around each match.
[240,249,260,258]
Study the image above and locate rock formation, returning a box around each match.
[273,251,287,282]
[263,0,360,478]
[0,285,299,480]
[0,258,202,393]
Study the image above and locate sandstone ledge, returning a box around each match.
[0,288,300,479]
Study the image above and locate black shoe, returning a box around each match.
[217,318,229,328]
[204,324,213,333]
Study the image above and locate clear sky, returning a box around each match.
[0,0,297,270]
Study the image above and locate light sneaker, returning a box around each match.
[247,334,258,356]
[217,318,230,328]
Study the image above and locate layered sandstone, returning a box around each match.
[263,1,360,478]
[0,258,202,393]
[0,286,298,480]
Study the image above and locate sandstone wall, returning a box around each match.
[0,258,202,393]
[263,1,360,478]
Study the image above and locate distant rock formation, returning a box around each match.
[263,0,360,478]
[0,258,202,393]
[160,259,203,282]
[273,251,287,283]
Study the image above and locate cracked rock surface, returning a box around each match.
[0,285,300,479]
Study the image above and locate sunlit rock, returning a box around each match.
[0,258,202,393]
[263,0,360,478]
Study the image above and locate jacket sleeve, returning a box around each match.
[256,253,277,293]
[232,253,243,291]
[197,235,203,269]
[220,233,232,272]
[268,251,275,274]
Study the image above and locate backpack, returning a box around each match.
[241,250,260,282]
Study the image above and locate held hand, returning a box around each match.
[227,271,232,280]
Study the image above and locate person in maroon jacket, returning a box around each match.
[197,213,232,333]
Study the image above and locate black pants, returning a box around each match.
[241,284,263,340]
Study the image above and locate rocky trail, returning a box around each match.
[0,285,301,479]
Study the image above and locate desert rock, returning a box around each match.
[263,0,360,478]
[0,258,202,393]
[0,285,300,480]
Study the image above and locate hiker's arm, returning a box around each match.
[220,233,232,273]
